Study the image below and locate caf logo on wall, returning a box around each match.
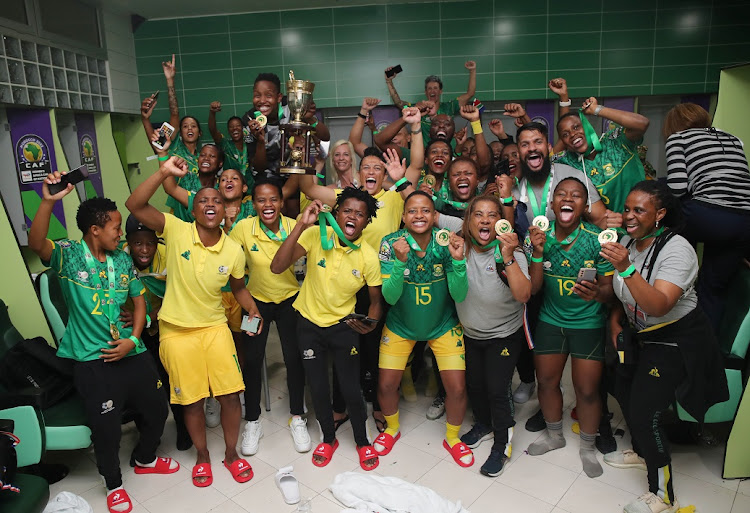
[80,134,99,174]
[16,134,52,184]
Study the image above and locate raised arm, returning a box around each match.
[271,200,321,273]
[140,96,158,151]
[384,66,407,109]
[457,61,477,107]
[28,172,76,262]
[549,78,570,154]
[306,102,330,142]
[126,157,189,233]
[208,101,223,144]
[401,107,424,183]
[149,133,189,208]
[582,97,649,142]
[460,104,491,172]
[162,54,180,138]
[350,97,381,157]
[298,174,336,205]
[373,116,407,149]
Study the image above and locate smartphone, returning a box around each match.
[151,90,160,101]
[241,315,262,334]
[576,267,597,284]
[47,164,89,195]
[152,122,175,150]
[341,313,378,324]
[486,159,511,186]
[386,65,403,78]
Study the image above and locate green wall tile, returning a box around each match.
[335,60,388,82]
[138,75,165,95]
[655,26,709,47]
[177,16,228,36]
[710,25,750,46]
[441,72,493,94]
[495,71,546,90]
[387,4,439,22]
[228,12,281,32]
[283,45,335,65]
[495,52,546,73]
[599,84,652,96]
[231,48,283,69]
[441,19,494,38]
[600,67,652,86]
[551,70,599,88]
[656,8,712,29]
[601,30,655,49]
[388,57,442,78]
[335,42,374,62]
[442,55,493,73]
[134,37,178,58]
[551,32,601,52]
[652,83,705,95]
[495,88,548,100]
[181,52,231,71]
[333,5,387,25]
[653,65,707,85]
[233,86,254,105]
[495,34,547,54]
[183,87,234,108]
[179,33,230,55]
[388,40,439,59]
[181,69,233,89]
[281,9,332,29]
[232,66,284,86]
[602,11,656,32]
[654,47,708,66]
[281,27,334,47]
[136,55,177,76]
[549,14,600,33]
[308,80,337,99]
[494,1,547,17]
[600,48,653,68]
[712,4,750,26]
[440,0,494,20]
[335,24,386,45]
[605,0,659,12]
[548,51,600,71]
[229,30,283,51]
[549,0,602,15]
[440,37,494,57]
[494,15,547,36]
[134,20,178,39]
[387,21,440,41]
[708,43,750,64]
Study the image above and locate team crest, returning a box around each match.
[119,274,129,287]
[433,264,444,277]
[584,260,594,269]
[379,241,391,262]
[59,241,71,248]
[77,271,89,282]
[218,265,228,275]
[352,269,361,278]
[603,163,616,176]
[403,268,410,276]
[543,261,552,270]
[381,335,390,345]
[250,244,259,252]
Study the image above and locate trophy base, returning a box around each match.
[279,164,316,175]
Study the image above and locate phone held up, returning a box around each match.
[576,267,597,284]
[386,64,403,78]
[241,315,262,335]
[152,122,175,151]
[47,164,89,195]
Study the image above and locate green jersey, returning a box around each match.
[379,228,468,340]
[219,137,254,189]
[418,99,460,148]
[529,222,614,329]
[555,127,644,212]
[166,137,201,221]
[45,239,146,362]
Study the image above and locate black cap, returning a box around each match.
[125,214,154,235]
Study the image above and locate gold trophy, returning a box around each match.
[280,70,316,174]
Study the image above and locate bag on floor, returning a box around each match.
[0,424,20,494]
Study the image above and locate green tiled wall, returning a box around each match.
[134,0,749,125]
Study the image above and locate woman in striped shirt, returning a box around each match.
[664,103,750,333]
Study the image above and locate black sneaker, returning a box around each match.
[525,409,545,432]
[596,416,616,454]
[460,423,493,449]
[480,449,508,477]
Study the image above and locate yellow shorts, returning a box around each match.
[159,320,245,405]
[222,291,242,332]
[379,324,465,371]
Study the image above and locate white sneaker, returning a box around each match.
[623,492,679,513]
[289,416,312,453]
[512,381,536,403]
[426,396,446,420]
[604,449,647,471]
[241,420,263,456]
[205,397,221,428]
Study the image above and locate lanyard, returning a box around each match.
[638,225,665,241]
[81,240,119,326]
[319,212,360,251]
[519,167,554,218]
[579,109,603,157]
[260,219,287,242]
[471,238,504,263]
[545,221,582,250]
[405,232,441,257]
[436,180,469,210]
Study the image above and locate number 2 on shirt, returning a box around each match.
[415,285,432,306]
[557,278,576,296]
[91,292,103,315]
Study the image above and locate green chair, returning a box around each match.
[677,267,750,423]
[0,403,50,513]
[0,299,91,451]
[34,270,67,344]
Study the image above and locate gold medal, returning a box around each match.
[435,229,450,246]
[110,324,120,340]
[532,215,550,231]
[320,204,332,213]
[495,219,513,235]
[255,114,267,128]
[423,175,436,188]
[598,229,618,244]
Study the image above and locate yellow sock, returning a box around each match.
[445,422,461,447]
[384,411,400,437]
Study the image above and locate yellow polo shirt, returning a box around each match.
[158,213,246,327]
[333,188,404,251]
[230,215,300,304]
[293,226,382,327]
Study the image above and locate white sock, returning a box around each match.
[107,487,131,512]
[135,457,178,470]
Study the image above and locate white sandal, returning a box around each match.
[275,466,300,505]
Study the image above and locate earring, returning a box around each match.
[655,220,660,228]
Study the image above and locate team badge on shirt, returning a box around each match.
[379,241,391,262]
[59,241,71,248]
[181,250,191,261]
[584,260,594,269]
[352,269,361,278]
[302,349,315,360]
[250,244,259,252]
[433,264,444,277]
[218,266,228,275]
[77,271,89,282]
[119,274,129,287]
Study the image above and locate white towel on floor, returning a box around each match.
[330,471,470,513]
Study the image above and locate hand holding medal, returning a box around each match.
[447,232,465,261]
[532,215,550,232]
[598,229,618,244]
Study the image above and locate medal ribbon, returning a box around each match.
[81,240,120,333]
[405,232,441,257]
[525,175,552,219]
[260,219,288,242]
[545,221,582,251]
[579,109,603,157]
[319,212,360,250]
[637,225,665,241]
[471,238,504,263]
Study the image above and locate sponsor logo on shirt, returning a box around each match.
[381,335,390,345]
[350,346,358,356]
[317,259,326,268]
[500,347,510,356]
[250,244,259,252]
[181,250,191,261]
[649,367,660,378]
[101,400,114,414]
[77,271,89,282]
[561,259,571,267]
[59,241,72,248]
[218,265,228,275]
[486,265,495,272]
[379,241,391,262]
[302,349,315,360]
[352,269,361,278]
[416,264,426,272]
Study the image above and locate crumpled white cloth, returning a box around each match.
[330,471,471,513]
[43,491,93,513]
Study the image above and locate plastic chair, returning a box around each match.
[676,267,750,423]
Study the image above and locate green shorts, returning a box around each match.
[534,321,605,361]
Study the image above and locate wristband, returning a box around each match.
[501,196,513,205]
[594,105,604,116]
[145,314,151,329]
[357,112,367,119]
[454,152,462,157]
[310,120,318,128]
[396,180,412,192]
[558,99,571,107]
[128,335,141,349]
[618,264,636,278]
[505,258,516,267]
[158,155,169,161]
[316,173,325,180]
[409,128,421,135]
[372,130,379,135]
[393,177,408,188]
[530,256,544,263]
[470,120,483,135]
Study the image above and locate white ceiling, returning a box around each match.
[101,0,435,20]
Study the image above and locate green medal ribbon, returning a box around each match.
[81,240,120,338]
[437,179,469,210]
[579,108,603,157]
[471,238,504,263]
[526,175,552,219]
[545,221,582,251]
[260,220,288,242]
[319,212,360,251]
[405,232,441,257]
[637,225,665,241]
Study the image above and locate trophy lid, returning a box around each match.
[286,70,315,95]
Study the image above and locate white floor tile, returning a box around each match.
[672,471,736,513]
[470,481,554,513]
[79,486,150,513]
[120,462,191,503]
[557,474,638,513]
[496,453,578,505]
[371,440,441,482]
[141,478,227,513]
[416,459,494,506]
[398,416,450,461]
[208,499,250,513]
[286,449,359,493]
[252,426,311,469]
[231,473,315,513]
[671,444,739,492]
[731,491,750,513]
[738,478,750,496]
[596,456,650,496]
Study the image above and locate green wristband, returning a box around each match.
[158,155,169,161]
[316,173,325,180]
[145,314,151,328]
[393,177,408,188]
[501,196,513,205]
[619,264,636,278]
[128,335,141,349]
[530,256,544,263]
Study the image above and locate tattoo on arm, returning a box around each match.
[167,85,178,115]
